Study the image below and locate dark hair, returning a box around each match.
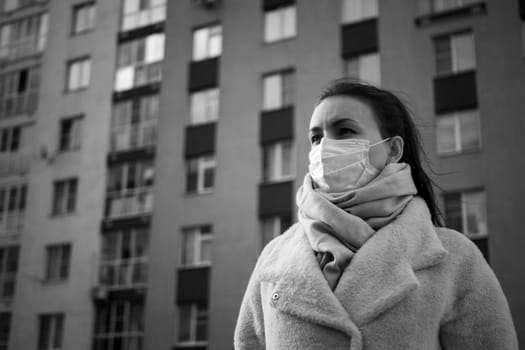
[319,79,443,226]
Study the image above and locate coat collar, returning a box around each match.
[260,198,448,339]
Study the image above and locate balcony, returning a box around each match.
[114,61,162,93]
[110,122,157,153]
[0,91,38,120]
[0,151,30,177]
[0,211,23,235]
[0,35,47,62]
[99,257,148,290]
[120,3,166,32]
[105,187,153,219]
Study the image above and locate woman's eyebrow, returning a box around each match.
[309,126,322,133]
[332,117,359,127]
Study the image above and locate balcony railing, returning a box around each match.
[114,61,162,92]
[121,3,166,32]
[0,152,30,177]
[105,187,153,219]
[0,91,38,119]
[110,122,157,152]
[0,35,47,61]
[0,212,24,235]
[99,257,148,289]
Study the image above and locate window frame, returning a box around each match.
[192,23,222,62]
[93,301,144,350]
[434,30,476,76]
[99,228,149,289]
[44,243,71,282]
[344,52,381,85]
[0,246,18,300]
[58,115,83,152]
[38,313,64,350]
[179,225,212,268]
[263,5,297,43]
[0,182,26,234]
[65,56,91,92]
[189,87,220,125]
[436,109,482,156]
[262,140,294,183]
[0,12,48,61]
[185,155,216,195]
[177,302,208,345]
[51,177,78,216]
[341,0,378,24]
[120,0,166,32]
[0,66,40,119]
[71,2,96,35]
[262,69,294,111]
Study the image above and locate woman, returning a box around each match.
[234,80,518,349]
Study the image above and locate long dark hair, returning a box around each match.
[319,79,443,226]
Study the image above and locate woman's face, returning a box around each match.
[308,95,392,170]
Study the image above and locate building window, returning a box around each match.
[58,116,83,152]
[121,0,166,32]
[434,31,476,76]
[3,0,44,12]
[93,301,144,350]
[180,225,212,267]
[52,178,78,216]
[0,313,10,350]
[0,12,48,60]
[38,313,64,350]
[178,303,208,344]
[436,109,481,155]
[260,215,291,249]
[192,24,222,61]
[189,88,219,125]
[186,155,215,194]
[111,95,159,151]
[344,52,380,85]
[262,70,294,111]
[115,33,164,92]
[106,160,154,218]
[72,2,96,35]
[66,57,91,91]
[0,66,40,119]
[45,244,71,282]
[429,0,479,13]
[0,183,26,234]
[341,0,378,24]
[264,5,296,43]
[0,126,20,153]
[0,246,18,299]
[262,140,293,182]
[444,189,488,259]
[99,228,149,288]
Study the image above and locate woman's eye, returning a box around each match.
[311,135,322,144]
[339,128,354,136]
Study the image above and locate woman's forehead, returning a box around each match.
[309,96,376,129]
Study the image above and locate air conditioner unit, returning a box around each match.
[91,286,108,300]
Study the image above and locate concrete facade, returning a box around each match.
[0,0,522,350]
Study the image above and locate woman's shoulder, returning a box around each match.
[260,222,302,257]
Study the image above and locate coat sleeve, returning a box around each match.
[439,238,519,350]
[233,252,268,349]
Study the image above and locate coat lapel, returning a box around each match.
[334,197,448,325]
[260,198,448,338]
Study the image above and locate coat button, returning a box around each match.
[272,292,280,301]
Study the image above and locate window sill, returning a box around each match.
[434,68,476,80]
[262,36,296,46]
[437,147,482,158]
[174,341,208,348]
[42,278,68,286]
[49,211,76,219]
[70,28,95,37]
[178,263,211,271]
[415,2,486,27]
[184,189,215,198]
[261,176,295,185]
[64,86,89,95]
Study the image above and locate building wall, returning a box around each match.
[148,0,525,349]
[10,0,119,349]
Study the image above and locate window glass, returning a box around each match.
[359,52,381,85]
[463,191,487,238]
[436,115,458,154]
[453,32,476,72]
[459,110,480,151]
[263,74,282,110]
[282,6,297,39]
[145,34,164,63]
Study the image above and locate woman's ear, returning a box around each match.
[388,136,404,163]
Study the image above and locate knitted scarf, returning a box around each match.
[296,162,417,290]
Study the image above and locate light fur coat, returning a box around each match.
[234,198,518,349]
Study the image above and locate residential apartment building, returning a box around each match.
[0,0,522,349]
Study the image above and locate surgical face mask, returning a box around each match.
[308,137,391,193]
